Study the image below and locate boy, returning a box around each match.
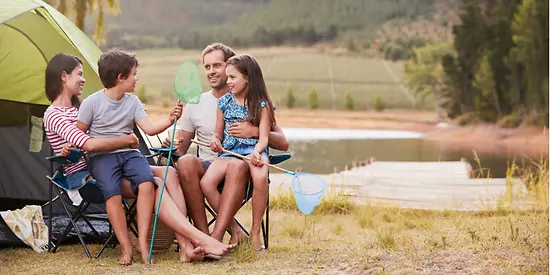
[77,49,183,264]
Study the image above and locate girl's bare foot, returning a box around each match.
[180,245,205,263]
[250,226,265,252]
[229,227,248,245]
[119,243,133,265]
[196,235,236,256]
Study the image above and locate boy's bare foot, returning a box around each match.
[180,245,205,263]
[229,227,247,245]
[196,235,236,257]
[119,244,133,265]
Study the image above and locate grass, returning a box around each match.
[132,47,414,110]
[1,163,547,274]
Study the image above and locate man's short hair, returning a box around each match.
[98,48,139,88]
[201,43,236,63]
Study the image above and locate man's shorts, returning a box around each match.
[89,150,157,200]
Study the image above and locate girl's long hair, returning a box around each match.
[45,53,83,107]
[226,54,276,127]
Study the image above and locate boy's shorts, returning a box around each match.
[89,150,156,200]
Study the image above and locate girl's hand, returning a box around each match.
[170,102,184,123]
[250,151,264,167]
[209,137,222,153]
[60,143,75,156]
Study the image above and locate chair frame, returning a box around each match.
[46,149,138,259]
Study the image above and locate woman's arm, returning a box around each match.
[76,121,138,152]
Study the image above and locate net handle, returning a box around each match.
[191,139,295,175]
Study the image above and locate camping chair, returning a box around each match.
[149,142,291,250]
[205,152,291,249]
[46,149,138,259]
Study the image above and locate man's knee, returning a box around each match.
[177,155,202,179]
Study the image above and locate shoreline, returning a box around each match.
[146,106,548,158]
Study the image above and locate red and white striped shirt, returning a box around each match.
[43,105,90,175]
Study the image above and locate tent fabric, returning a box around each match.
[0,0,103,106]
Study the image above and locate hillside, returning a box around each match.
[98,0,457,51]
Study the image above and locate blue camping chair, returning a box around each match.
[46,149,138,258]
[149,144,291,250]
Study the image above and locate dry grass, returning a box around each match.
[1,164,547,274]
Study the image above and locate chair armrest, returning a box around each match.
[45,149,83,165]
[146,147,181,160]
[269,153,291,165]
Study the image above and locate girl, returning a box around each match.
[206,54,276,251]
[43,53,234,264]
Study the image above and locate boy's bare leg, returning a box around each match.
[177,155,209,234]
[135,181,156,264]
[105,194,133,265]
[210,159,248,243]
[248,161,269,251]
[151,169,204,262]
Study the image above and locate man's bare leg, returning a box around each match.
[177,155,209,234]
[210,159,249,244]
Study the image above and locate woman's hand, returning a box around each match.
[209,137,223,153]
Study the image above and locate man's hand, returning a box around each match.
[124,134,140,149]
[161,136,172,148]
[250,151,264,167]
[60,143,75,156]
[170,102,184,123]
[209,137,223,153]
[228,121,258,139]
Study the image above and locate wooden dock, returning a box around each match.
[269,160,527,211]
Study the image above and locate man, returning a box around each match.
[164,43,288,245]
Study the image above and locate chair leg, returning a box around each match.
[52,187,92,258]
[48,181,53,252]
[265,196,269,249]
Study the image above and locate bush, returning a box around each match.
[455,112,477,126]
[497,113,523,128]
[137,84,148,104]
[344,91,354,110]
[308,88,319,109]
[372,96,385,112]
[285,88,296,109]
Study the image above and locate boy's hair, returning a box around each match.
[98,48,139,88]
[201,43,235,63]
[226,54,276,127]
[45,53,83,105]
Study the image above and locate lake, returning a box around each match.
[272,128,544,178]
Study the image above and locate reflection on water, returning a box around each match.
[273,132,545,178]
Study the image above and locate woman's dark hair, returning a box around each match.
[226,54,276,127]
[45,53,83,106]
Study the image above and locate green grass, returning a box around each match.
[133,47,413,110]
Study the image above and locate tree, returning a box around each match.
[308,88,319,109]
[44,0,120,45]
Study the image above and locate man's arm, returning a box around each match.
[227,122,289,151]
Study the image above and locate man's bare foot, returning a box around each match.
[180,245,205,263]
[136,242,156,264]
[196,235,236,256]
[229,227,247,245]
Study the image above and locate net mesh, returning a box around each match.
[291,172,327,215]
[173,60,202,104]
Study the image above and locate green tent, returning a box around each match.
[0,0,103,105]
